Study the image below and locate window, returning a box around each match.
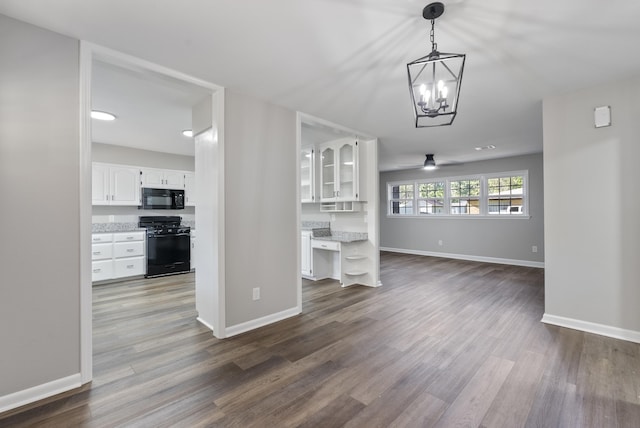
[389,183,414,215]
[449,178,480,215]
[387,171,528,217]
[417,182,445,214]
[487,175,524,215]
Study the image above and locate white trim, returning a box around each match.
[541,314,640,344]
[380,247,545,268]
[0,374,81,414]
[196,316,215,332]
[79,42,93,385]
[225,307,301,338]
[385,214,532,220]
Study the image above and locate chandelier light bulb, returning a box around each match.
[419,84,427,95]
[441,86,448,99]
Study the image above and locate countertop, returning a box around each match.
[92,222,194,233]
[311,230,368,243]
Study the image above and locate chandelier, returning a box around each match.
[407,2,465,127]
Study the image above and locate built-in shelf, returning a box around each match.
[320,201,360,212]
[323,164,334,168]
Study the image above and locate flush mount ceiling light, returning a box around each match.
[423,154,438,170]
[407,2,466,127]
[475,144,496,151]
[182,129,193,138]
[91,110,116,121]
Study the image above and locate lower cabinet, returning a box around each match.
[190,229,196,271]
[301,231,312,277]
[92,231,146,282]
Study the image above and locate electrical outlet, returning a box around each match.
[438,240,443,246]
[252,287,260,301]
[532,246,538,253]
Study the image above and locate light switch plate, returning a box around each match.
[594,106,611,128]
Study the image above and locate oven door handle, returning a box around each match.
[147,233,191,238]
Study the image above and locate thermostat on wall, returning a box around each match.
[594,106,611,128]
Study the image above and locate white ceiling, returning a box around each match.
[92,60,209,156]
[2,1,640,170]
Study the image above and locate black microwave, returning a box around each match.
[140,188,185,210]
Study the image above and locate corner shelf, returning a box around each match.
[344,271,367,276]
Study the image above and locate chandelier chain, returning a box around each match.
[430,19,437,52]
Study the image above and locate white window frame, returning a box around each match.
[387,170,529,219]
[387,182,415,216]
[416,180,446,216]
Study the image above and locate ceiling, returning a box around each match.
[2,1,640,170]
[92,60,210,156]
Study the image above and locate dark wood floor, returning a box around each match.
[2,252,639,427]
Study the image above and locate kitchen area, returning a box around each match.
[89,59,208,285]
[300,118,380,288]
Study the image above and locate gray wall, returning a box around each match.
[543,75,640,333]
[92,142,195,170]
[0,15,80,395]
[224,90,298,327]
[379,153,544,264]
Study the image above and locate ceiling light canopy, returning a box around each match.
[91,110,116,121]
[423,154,438,170]
[182,129,193,138]
[407,2,466,127]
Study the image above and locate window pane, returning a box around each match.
[418,198,444,214]
[391,185,399,199]
[450,198,480,215]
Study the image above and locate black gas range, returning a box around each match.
[139,216,191,278]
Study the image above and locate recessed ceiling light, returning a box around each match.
[182,129,193,138]
[475,144,496,151]
[91,110,116,121]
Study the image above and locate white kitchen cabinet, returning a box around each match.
[190,229,196,270]
[184,172,196,206]
[300,147,315,203]
[91,260,113,282]
[319,139,359,202]
[301,231,312,277]
[92,163,141,206]
[141,168,185,189]
[92,231,146,282]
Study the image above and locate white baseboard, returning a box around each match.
[196,316,215,332]
[380,247,545,268]
[0,373,82,414]
[541,314,640,344]
[225,306,301,338]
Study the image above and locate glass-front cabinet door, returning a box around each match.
[300,147,315,203]
[321,146,336,201]
[337,141,357,201]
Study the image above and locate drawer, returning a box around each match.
[91,233,113,243]
[114,241,144,258]
[113,256,145,278]
[114,231,145,242]
[92,260,113,282]
[311,239,340,251]
[91,243,113,260]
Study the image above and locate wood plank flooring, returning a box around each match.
[2,252,639,427]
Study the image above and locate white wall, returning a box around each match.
[543,75,640,337]
[0,15,80,397]
[379,153,545,265]
[92,142,195,170]
[224,90,298,328]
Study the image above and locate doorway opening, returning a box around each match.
[80,42,226,384]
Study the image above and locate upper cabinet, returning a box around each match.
[301,147,315,203]
[141,168,185,189]
[320,139,359,202]
[92,163,141,206]
[184,172,196,206]
[92,162,195,207]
